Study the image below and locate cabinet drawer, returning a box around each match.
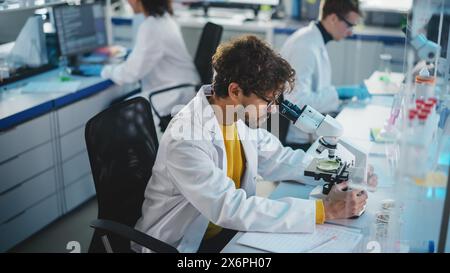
[64,174,95,213]
[0,142,54,194]
[60,127,86,161]
[0,168,56,224]
[57,86,124,135]
[0,194,59,252]
[62,151,91,187]
[0,114,51,163]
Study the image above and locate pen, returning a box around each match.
[307,236,337,253]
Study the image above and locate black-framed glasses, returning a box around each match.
[336,13,356,29]
[251,91,281,110]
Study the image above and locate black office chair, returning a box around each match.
[194,22,224,85]
[85,97,178,253]
[149,22,223,131]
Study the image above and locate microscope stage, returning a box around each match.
[316,159,341,172]
[304,158,350,183]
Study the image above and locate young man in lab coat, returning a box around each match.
[280,0,369,150]
[134,35,372,253]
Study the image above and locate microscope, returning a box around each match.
[403,25,441,63]
[279,100,368,210]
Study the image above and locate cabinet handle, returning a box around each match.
[0,126,18,134]
[0,181,23,196]
[2,210,26,225]
[0,154,19,166]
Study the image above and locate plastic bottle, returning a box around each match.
[402,109,421,178]
[416,98,425,111]
[291,0,301,20]
[408,240,435,253]
[418,111,428,131]
[408,109,417,128]
[259,5,272,21]
[426,98,438,127]
[415,67,435,100]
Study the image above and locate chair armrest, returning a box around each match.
[90,219,179,253]
[148,83,198,99]
[148,83,198,119]
[110,87,142,106]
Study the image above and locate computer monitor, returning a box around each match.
[53,2,107,57]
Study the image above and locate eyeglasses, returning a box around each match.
[336,13,356,29]
[251,91,281,110]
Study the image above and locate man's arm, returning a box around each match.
[101,23,163,85]
[255,129,368,221]
[255,127,314,182]
[165,138,316,233]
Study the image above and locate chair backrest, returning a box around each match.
[85,97,159,252]
[194,22,223,85]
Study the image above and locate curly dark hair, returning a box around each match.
[141,0,173,17]
[212,35,295,99]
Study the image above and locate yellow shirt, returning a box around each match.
[203,123,325,240]
[316,200,325,224]
[204,123,245,239]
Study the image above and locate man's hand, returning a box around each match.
[323,182,368,220]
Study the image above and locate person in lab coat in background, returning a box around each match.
[101,0,200,131]
[280,0,370,150]
[133,35,371,253]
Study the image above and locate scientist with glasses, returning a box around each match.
[133,36,373,253]
[280,0,370,150]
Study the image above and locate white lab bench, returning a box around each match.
[0,69,138,252]
[222,96,447,253]
[111,10,405,87]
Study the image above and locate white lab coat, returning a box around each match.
[131,13,145,45]
[280,22,340,145]
[133,85,318,253]
[102,13,200,116]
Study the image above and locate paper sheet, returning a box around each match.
[237,224,363,253]
[364,71,404,95]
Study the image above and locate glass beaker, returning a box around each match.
[0,58,10,82]
[379,53,392,82]
[58,56,71,81]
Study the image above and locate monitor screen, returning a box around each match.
[53,2,107,56]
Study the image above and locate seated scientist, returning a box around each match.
[100,0,200,131]
[133,35,374,253]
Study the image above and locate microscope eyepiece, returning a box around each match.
[279,100,304,123]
